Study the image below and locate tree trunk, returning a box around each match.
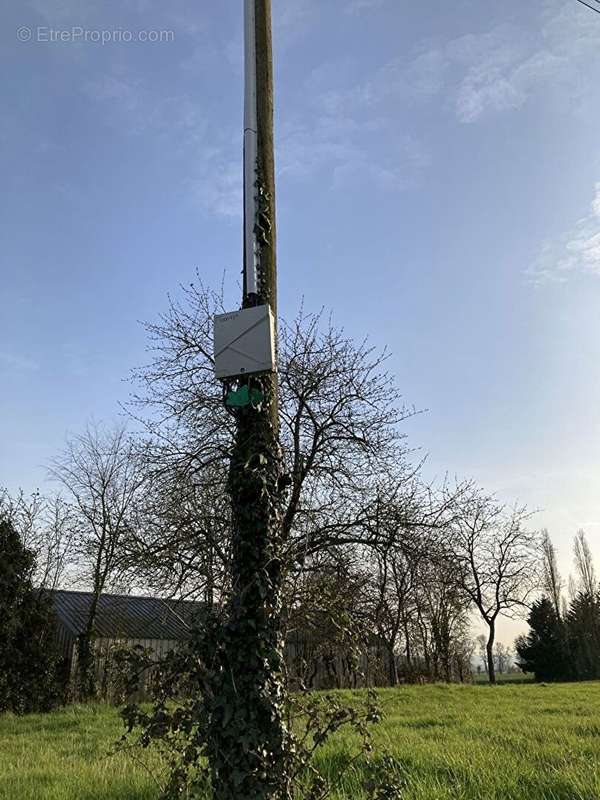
[486,623,496,685]
[388,645,398,686]
[205,542,215,607]
[78,590,101,701]
[208,397,288,800]
[404,619,412,671]
[443,654,451,683]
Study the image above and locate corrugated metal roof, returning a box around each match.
[49,590,205,641]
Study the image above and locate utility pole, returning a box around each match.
[243,0,277,319]
[210,2,288,798]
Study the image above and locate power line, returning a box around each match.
[574,0,600,14]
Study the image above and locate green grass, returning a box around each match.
[0,705,160,800]
[2,682,600,799]
[472,672,535,685]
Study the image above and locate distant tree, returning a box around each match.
[573,530,597,598]
[364,543,416,686]
[50,423,146,700]
[450,490,539,684]
[518,531,600,683]
[515,596,571,682]
[452,637,476,683]
[285,551,372,689]
[567,590,600,681]
[412,552,472,683]
[493,642,512,674]
[0,518,61,713]
[476,633,489,674]
[563,531,600,681]
[541,530,564,620]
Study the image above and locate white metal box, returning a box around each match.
[213,305,276,380]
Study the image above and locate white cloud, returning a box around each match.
[187,150,242,219]
[528,183,600,284]
[85,71,241,217]
[346,3,600,124]
[331,140,429,191]
[347,24,535,121]
[290,55,431,191]
[455,71,523,123]
[279,110,428,192]
[358,49,448,106]
[592,187,600,219]
[86,74,208,141]
[447,3,600,122]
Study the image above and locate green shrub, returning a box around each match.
[0,519,62,713]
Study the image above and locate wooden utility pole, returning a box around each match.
[244,0,277,319]
[209,3,288,798]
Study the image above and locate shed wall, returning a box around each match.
[70,637,182,701]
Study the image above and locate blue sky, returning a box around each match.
[2,0,600,638]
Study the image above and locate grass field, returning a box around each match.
[1,682,600,799]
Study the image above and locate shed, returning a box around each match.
[49,590,394,696]
[50,590,204,695]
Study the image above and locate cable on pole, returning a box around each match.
[243,0,260,302]
[574,0,600,15]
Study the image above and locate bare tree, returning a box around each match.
[476,633,488,674]
[277,310,415,563]
[541,529,564,619]
[123,282,474,697]
[126,282,445,599]
[0,489,75,591]
[364,543,416,685]
[284,550,372,689]
[451,490,539,684]
[573,529,597,598]
[121,464,231,605]
[49,423,146,698]
[414,553,472,683]
[493,642,512,675]
[453,636,476,683]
